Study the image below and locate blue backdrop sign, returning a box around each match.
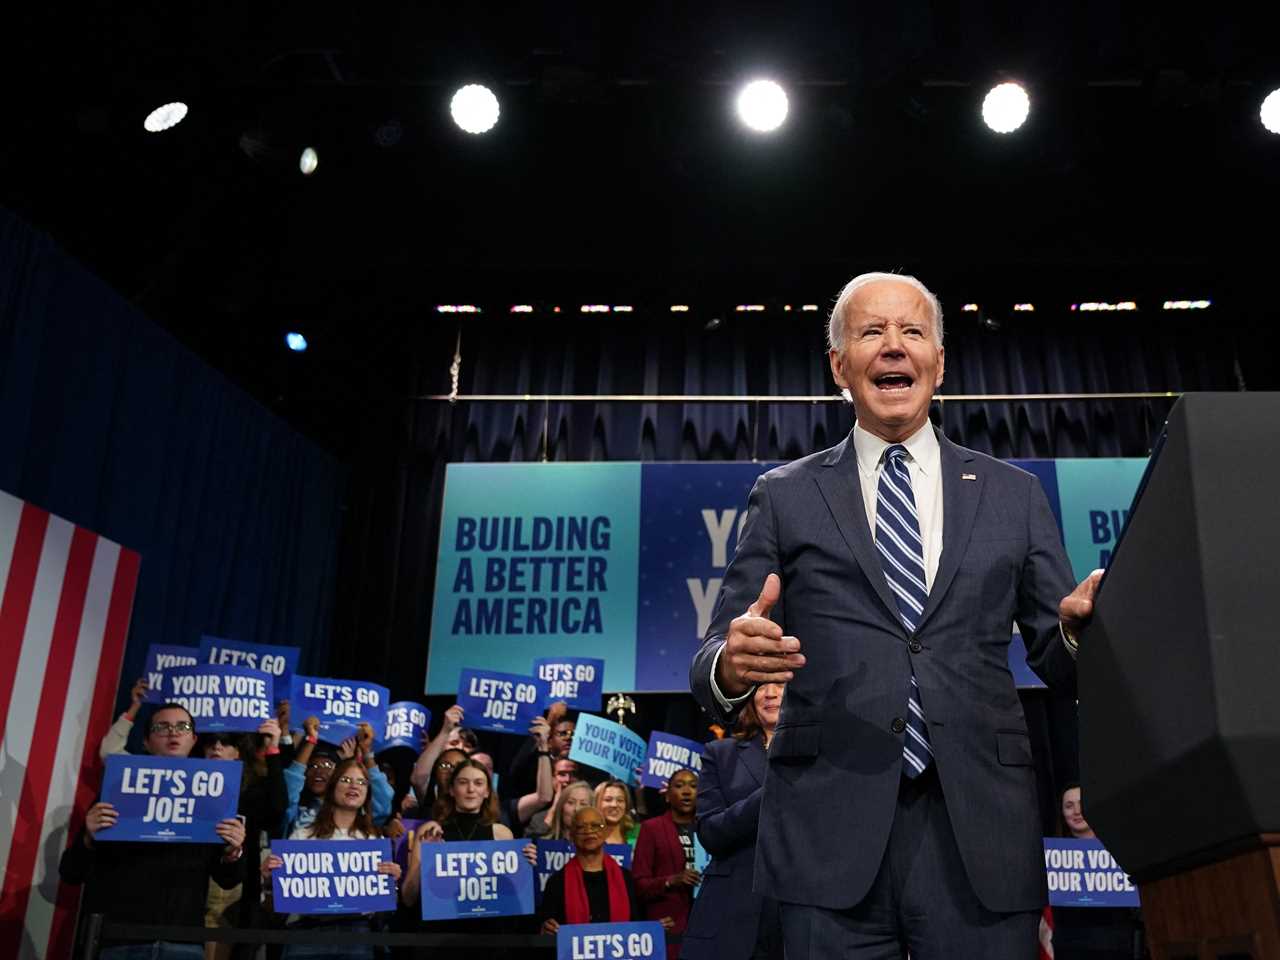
[381,702,431,751]
[427,460,1146,694]
[1044,838,1139,907]
[99,754,241,843]
[534,839,633,896]
[200,636,300,706]
[556,922,666,960]
[290,676,389,744]
[142,644,200,702]
[164,664,274,732]
[272,839,396,915]
[534,656,605,711]
[456,668,542,734]
[418,839,535,920]
[641,732,704,789]
[569,714,647,784]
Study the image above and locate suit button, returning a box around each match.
[891,717,906,734]
[908,639,922,654]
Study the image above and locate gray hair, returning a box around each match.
[827,272,944,351]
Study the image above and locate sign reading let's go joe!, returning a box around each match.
[271,839,397,915]
[426,461,1147,695]
[162,664,274,733]
[289,676,390,744]
[419,839,535,920]
[99,754,241,843]
[200,636,300,706]
[533,656,604,711]
[557,922,666,960]
[456,668,543,734]
[382,702,432,751]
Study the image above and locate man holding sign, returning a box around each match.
[59,704,246,953]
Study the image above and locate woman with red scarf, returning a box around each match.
[539,807,642,933]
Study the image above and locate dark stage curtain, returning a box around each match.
[334,305,1248,827]
[0,208,346,714]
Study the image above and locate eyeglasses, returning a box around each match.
[150,721,194,735]
[336,776,369,787]
[574,822,605,834]
[437,761,458,772]
[308,758,336,770]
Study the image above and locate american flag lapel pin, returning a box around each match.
[962,472,977,481]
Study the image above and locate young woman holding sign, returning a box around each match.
[262,758,402,960]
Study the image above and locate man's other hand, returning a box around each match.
[1060,569,1105,645]
[717,573,804,698]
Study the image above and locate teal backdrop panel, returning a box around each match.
[426,463,642,695]
[1054,459,1149,583]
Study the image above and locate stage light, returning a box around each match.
[580,305,610,313]
[735,304,766,312]
[285,332,308,352]
[143,102,188,133]
[436,305,481,313]
[450,84,500,134]
[735,80,788,133]
[612,306,633,313]
[510,305,533,313]
[1162,300,1211,310]
[801,304,819,312]
[1261,89,1280,134]
[982,82,1030,133]
[784,305,793,311]
[962,303,979,312]
[299,147,318,175]
[1013,303,1035,312]
[1072,301,1137,312]
[670,305,690,312]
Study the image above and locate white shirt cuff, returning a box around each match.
[709,644,757,712]
[1059,622,1078,659]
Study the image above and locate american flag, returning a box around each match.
[0,489,141,960]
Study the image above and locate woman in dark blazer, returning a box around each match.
[683,682,784,960]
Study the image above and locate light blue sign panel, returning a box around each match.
[1043,838,1140,907]
[272,839,396,915]
[569,714,647,784]
[99,754,241,843]
[557,922,666,960]
[427,463,641,695]
[164,664,273,733]
[419,839,536,920]
[1054,459,1148,584]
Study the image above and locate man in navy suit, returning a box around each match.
[689,273,1101,958]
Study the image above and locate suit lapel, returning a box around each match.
[815,436,904,633]
[740,737,765,786]
[917,433,981,632]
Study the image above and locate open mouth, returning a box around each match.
[874,373,914,391]
[344,790,362,801]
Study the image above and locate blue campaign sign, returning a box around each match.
[142,644,200,702]
[569,714,648,784]
[640,732,705,790]
[419,839,535,920]
[1043,838,1139,907]
[533,657,605,711]
[456,668,542,735]
[99,754,241,843]
[534,841,633,898]
[381,702,432,751]
[272,839,397,915]
[164,664,274,733]
[290,675,390,744]
[200,636,300,706]
[557,922,666,960]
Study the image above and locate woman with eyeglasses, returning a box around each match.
[282,716,393,837]
[539,806,642,933]
[262,758,402,960]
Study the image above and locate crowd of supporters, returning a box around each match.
[62,677,756,960]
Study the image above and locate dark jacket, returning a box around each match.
[632,811,694,959]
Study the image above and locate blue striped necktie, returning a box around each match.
[875,444,934,778]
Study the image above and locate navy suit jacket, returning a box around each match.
[689,428,1077,913]
[683,735,770,960]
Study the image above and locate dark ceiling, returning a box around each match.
[5,3,1278,454]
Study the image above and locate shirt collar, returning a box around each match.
[852,420,940,477]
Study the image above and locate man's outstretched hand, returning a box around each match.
[716,573,804,699]
[1060,569,1105,645]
